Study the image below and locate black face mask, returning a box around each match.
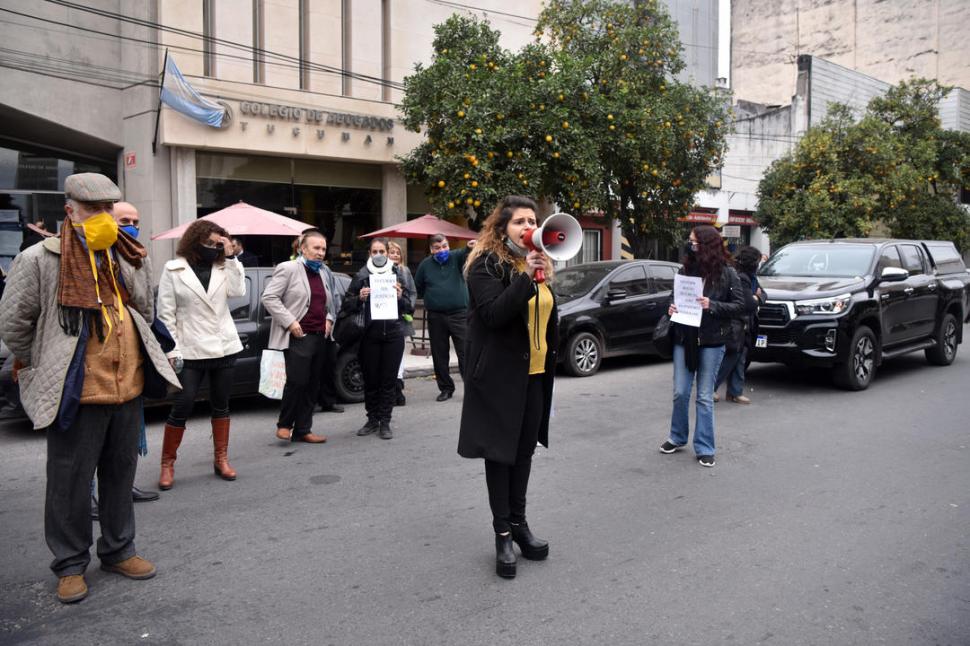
[684,241,697,257]
[199,246,222,264]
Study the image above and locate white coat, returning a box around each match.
[157,256,246,360]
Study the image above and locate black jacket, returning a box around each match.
[340,265,414,335]
[457,253,558,465]
[673,265,747,347]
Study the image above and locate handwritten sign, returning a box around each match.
[369,273,398,321]
[670,274,704,328]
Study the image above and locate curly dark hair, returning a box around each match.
[177,219,229,266]
[464,195,552,278]
[733,245,762,276]
[683,225,731,286]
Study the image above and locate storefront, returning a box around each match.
[0,144,116,273]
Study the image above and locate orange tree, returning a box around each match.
[758,80,970,250]
[398,1,729,255]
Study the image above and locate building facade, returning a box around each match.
[731,0,970,108]
[0,0,718,273]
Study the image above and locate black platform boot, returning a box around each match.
[495,533,516,578]
[509,522,549,560]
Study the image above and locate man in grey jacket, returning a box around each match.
[0,173,181,604]
[262,230,340,443]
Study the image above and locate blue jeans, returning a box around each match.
[715,345,747,397]
[669,343,726,457]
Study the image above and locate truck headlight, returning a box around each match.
[794,293,852,316]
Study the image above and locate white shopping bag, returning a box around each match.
[258,349,286,400]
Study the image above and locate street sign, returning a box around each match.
[722,225,741,238]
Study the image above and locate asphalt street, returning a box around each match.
[0,341,968,645]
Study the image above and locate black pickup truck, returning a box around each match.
[750,239,970,390]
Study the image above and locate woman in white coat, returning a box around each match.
[156,220,246,490]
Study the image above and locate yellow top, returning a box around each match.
[527,281,554,375]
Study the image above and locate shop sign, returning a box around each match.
[728,212,757,225]
[238,101,394,131]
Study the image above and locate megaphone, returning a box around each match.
[522,212,583,283]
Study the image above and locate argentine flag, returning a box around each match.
[159,55,226,128]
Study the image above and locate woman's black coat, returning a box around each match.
[340,265,413,334]
[458,253,559,465]
[672,265,747,347]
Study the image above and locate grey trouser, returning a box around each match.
[45,398,141,576]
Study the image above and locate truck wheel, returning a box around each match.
[925,313,958,366]
[564,331,602,377]
[833,325,877,391]
[334,351,365,403]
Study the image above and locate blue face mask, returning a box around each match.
[433,249,450,264]
[120,225,139,239]
[302,257,322,273]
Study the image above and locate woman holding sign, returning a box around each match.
[458,195,558,579]
[341,238,413,440]
[660,225,745,467]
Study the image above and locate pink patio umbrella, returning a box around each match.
[359,214,478,240]
[151,201,314,240]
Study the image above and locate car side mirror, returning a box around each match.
[606,288,627,302]
[879,267,908,283]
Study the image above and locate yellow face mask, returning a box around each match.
[72,211,119,251]
[72,211,124,335]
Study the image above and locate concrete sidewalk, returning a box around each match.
[400,341,458,379]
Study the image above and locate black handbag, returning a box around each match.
[333,307,365,347]
[652,313,673,358]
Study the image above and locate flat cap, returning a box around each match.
[64,173,122,203]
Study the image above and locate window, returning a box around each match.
[228,276,253,320]
[203,0,215,77]
[299,0,309,89]
[563,229,601,267]
[253,0,265,84]
[899,245,925,275]
[608,265,650,296]
[877,246,903,272]
[648,265,676,293]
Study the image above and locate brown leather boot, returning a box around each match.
[158,424,185,490]
[212,417,237,481]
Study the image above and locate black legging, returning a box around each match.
[166,362,234,427]
[359,322,405,423]
[484,374,544,534]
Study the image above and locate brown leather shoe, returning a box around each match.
[295,432,327,444]
[275,427,293,441]
[100,555,157,580]
[728,395,752,404]
[56,574,88,603]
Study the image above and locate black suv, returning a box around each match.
[751,239,970,390]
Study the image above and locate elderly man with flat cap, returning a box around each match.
[0,173,180,604]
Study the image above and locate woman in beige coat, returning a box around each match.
[156,220,246,490]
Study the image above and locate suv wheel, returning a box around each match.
[564,331,602,377]
[833,325,877,391]
[334,351,365,403]
[925,312,958,366]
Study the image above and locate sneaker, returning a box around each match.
[698,455,715,467]
[100,555,157,580]
[356,420,379,436]
[659,441,685,454]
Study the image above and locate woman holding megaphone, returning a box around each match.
[458,195,559,579]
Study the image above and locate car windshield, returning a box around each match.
[759,245,875,278]
[552,265,614,299]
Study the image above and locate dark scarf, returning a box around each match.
[57,223,146,341]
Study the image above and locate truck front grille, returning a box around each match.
[759,302,791,327]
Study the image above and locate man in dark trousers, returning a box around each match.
[0,173,181,604]
[414,234,472,401]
